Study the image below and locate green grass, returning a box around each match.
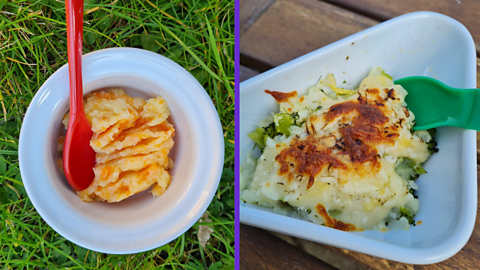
[0,0,234,269]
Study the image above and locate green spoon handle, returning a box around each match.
[457,87,480,130]
[396,76,480,131]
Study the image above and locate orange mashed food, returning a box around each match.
[58,88,175,203]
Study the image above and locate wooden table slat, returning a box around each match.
[239,0,278,35]
[240,0,378,70]
[240,224,338,270]
[239,65,260,83]
[323,0,480,54]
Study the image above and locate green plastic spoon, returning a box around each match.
[394,76,480,131]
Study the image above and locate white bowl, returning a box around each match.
[239,12,477,264]
[19,48,224,254]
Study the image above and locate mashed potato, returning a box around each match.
[59,88,174,203]
[241,68,438,231]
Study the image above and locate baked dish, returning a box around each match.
[58,88,174,203]
[241,68,438,231]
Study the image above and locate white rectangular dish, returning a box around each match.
[239,11,477,264]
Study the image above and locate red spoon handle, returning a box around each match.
[65,0,84,117]
[63,0,95,191]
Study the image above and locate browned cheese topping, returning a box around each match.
[274,89,400,190]
[275,136,347,188]
[315,204,361,231]
[264,90,297,103]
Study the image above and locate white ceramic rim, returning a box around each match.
[19,47,225,254]
[239,11,477,264]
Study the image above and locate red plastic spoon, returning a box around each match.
[63,0,96,191]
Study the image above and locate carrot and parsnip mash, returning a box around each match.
[59,88,174,203]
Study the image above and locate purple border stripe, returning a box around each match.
[234,0,240,268]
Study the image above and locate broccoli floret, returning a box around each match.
[428,141,439,154]
[249,111,304,149]
[274,113,295,136]
[290,111,300,125]
[396,128,437,181]
[399,207,416,225]
[395,158,425,181]
[263,122,277,139]
[404,158,426,174]
[248,122,280,149]
[427,128,436,137]
[273,111,303,137]
[248,128,266,149]
[427,128,439,154]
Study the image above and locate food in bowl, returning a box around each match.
[241,68,438,231]
[58,88,175,203]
